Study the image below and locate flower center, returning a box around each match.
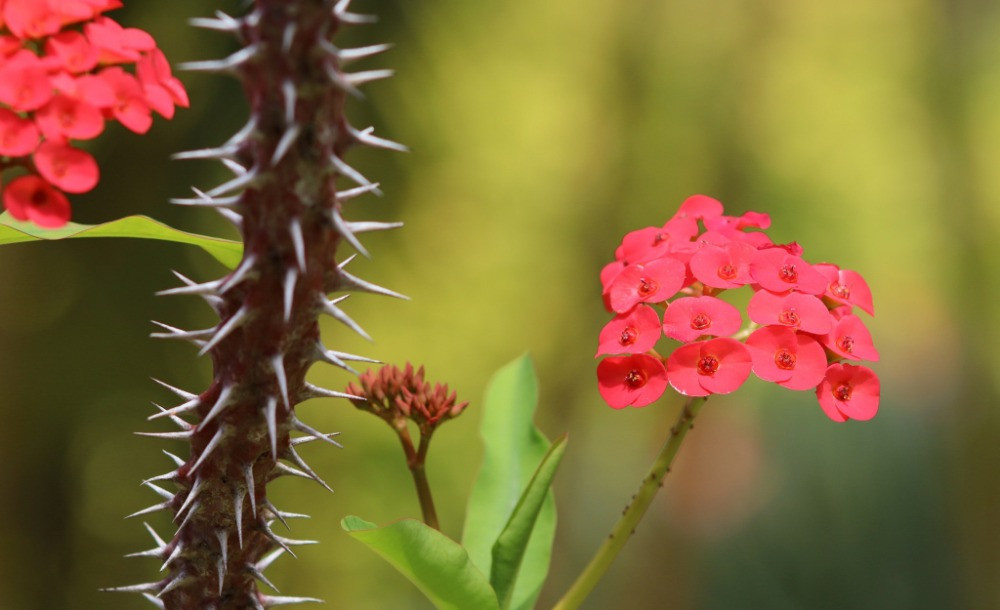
[619,326,638,346]
[697,355,719,376]
[637,278,658,297]
[690,313,712,331]
[30,187,48,206]
[652,232,667,245]
[779,263,798,284]
[831,282,850,299]
[774,349,796,370]
[717,263,737,280]
[837,335,854,354]
[835,383,852,401]
[778,309,800,326]
[624,369,647,389]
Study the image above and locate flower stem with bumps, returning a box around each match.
[552,396,707,610]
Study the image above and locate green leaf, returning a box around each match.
[462,354,558,610]
[342,516,500,610]
[0,213,242,269]
[490,434,567,609]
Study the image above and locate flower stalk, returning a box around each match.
[552,395,706,610]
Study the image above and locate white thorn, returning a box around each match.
[172,144,239,161]
[125,501,172,519]
[282,268,297,323]
[292,417,344,448]
[216,207,244,229]
[344,220,402,234]
[150,403,195,430]
[225,116,258,148]
[324,62,362,98]
[141,469,180,485]
[176,500,200,532]
[200,384,236,428]
[189,427,225,473]
[189,11,241,32]
[271,355,289,410]
[271,124,300,165]
[290,432,342,447]
[142,482,175,502]
[221,158,247,176]
[336,182,381,203]
[256,548,285,573]
[248,563,280,593]
[235,487,246,549]
[285,447,334,492]
[101,582,162,594]
[142,593,166,609]
[217,557,225,595]
[147,397,200,421]
[314,344,358,374]
[263,499,290,529]
[270,461,311,481]
[144,522,167,547]
[152,376,197,401]
[156,572,187,598]
[330,154,380,193]
[156,278,223,297]
[175,478,204,522]
[337,43,392,64]
[282,79,297,124]
[265,397,278,460]
[199,305,250,355]
[289,218,306,272]
[149,321,213,342]
[205,167,257,198]
[163,450,185,468]
[343,69,394,87]
[243,463,257,518]
[219,254,257,294]
[125,547,164,559]
[349,125,408,152]
[338,268,410,300]
[260,595,324,606]
[179,44,259,72]
[252,596,267,610]
[318,299,371,342]
[282,22,296,53]
[300,382,363,401]
[330,208,370,258]
[134,430,193,440]
[159,543,184,572]
[333,0,377,25]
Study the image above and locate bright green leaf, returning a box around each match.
[462,354,558,610]
[490,434,567,609]
[342,516,500,610]
[0,213,242,269]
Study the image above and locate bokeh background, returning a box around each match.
[1,0,998,608]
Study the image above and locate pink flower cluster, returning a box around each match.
[0,0,188,227]
[596,195,880,422]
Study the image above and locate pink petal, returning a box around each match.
[696,338,752,395]
[747,290,834,335]
[689,241,756,289]
[607,257,685,313]
[0,107,40,156]
[596,305,662,356]
[597,354,668,409]
[750,248,828,294]
[819,314,879,362]
[662,296,742,343]
[666,343,711,397]
[816,364,879,422]
[34,141,100,193]
[3,174,71,228]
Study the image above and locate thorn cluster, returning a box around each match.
[113,1,405,607]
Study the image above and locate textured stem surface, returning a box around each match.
[121,1,403,608]
[552,396,706,610]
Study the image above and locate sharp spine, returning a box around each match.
[147,397,200,420]
[235,487,246,549]
[318,299,371,341]
[175,477,204,521]
[243,463,257,517]
[338,268,410,299]
[336,182,382,202]
[337,43,392,64]
[199,304,251,355]
[283,268,297,322]
[348,125,408,152]
[291,432,342,447]
[219,254,257,293]
[292,416,344,448]
[285,446,334,492]
[248,563,280,593]
[260,595,324,606]
[159,542,184,572]
[156,572,187,597]
[300,382,363,401]
[205,167,258,198]
[189,427,225,473]
[179,44,259,72]
[200,384,236,428]
[265,396,279,460]
[142,482,175,501]
[152,376,198,401]
[163,450,185,468]
[101,582,162,593]
[189,11,241,32]
[289,219,306,272]
[271,354,289,409]
[125,501,172,519]
[343,69,393,87]
[330,154,380,193]
[142,593,166,609]
[271,124,301,165]
[330,208,370,258]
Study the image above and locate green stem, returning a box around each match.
[551,395,706,610]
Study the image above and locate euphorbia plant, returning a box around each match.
[0,2,881,609]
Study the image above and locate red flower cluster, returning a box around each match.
[596,195,880,422]
[0,0,187,227]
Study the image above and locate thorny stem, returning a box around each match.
[551,395,707,610]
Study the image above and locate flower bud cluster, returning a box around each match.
[346,363,470,434]
[0,0,187,227]
[596,195,880,422]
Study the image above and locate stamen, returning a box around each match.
[619,326,638,346]
[778,309,800,326]
[690,313,711,331]
[837,335,855,354]
[774,349,796,370]
[624,369,646,388]
[718,264,736,280]
[835,383,852,401]
[779,263,798,284]
[637,278,657,297]
[697,355,719,376]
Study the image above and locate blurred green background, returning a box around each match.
[1,0,998,608]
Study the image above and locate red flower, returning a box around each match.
[666,338,752,397]
[662,296,742,343]
[33,140,99,193]
[34,94,105,141]
[747,289,834,335]
[607,257,685,313]
[673,194,724,222]
[816,363,879,422]
[745,326,827,390]
[597,354,668,409]
[688,240,756,289]
[750,247,828,294]
[0,107,40,156]
[3,174,71,227]
[596,305,662,357]
[814,263,875,316]
[0,50,53,112]
[818,313,879,362]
